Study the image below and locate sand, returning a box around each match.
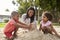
[14,29,60,40]
[0,28,60,40]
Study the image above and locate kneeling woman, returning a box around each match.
[21,7,37,31]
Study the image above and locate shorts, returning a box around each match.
[4,32,13,39]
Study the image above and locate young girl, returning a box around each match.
[39,12,60,37]
[4,11,30,40]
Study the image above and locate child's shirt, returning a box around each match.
[40,20,52,28]
[4,19,16,33]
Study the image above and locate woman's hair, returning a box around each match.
[44,13,53,21]
[11,11,18,17]
[26,7,35,23]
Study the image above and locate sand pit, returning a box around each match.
[0,28,60,40]
[14,29,60,40]
[14,29,44,40]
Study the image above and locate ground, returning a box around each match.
[0,26,60,40]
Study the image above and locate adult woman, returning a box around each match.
[21,7,37,31]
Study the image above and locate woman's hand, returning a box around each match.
[27,24,32,30]
[28,23,35,31]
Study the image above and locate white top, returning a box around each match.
[40,20,52,28]
[21,14,37,28]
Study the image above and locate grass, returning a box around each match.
[53,23,60,27]
[0,22,60,28]
[53,23,60,26]
[0,22,6,28]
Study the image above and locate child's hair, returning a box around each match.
[11,11,18,17]
[44,13,53,21]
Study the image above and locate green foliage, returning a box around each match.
[4,19,9,23]
[57,0,60,11]
[39,0,56,11]
[0,23,6,28]
[12,0,16,5]
[15,0,60,22]
[16,0,31,15]
[5,9,9,12]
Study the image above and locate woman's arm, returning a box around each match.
[29,23,33,30]
[32,17,37,29]
[39,24,42,31]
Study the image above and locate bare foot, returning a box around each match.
[4,36,14,40]
[13,34,18,38]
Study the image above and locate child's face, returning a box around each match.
[13,14,19,21]
[28,10,34,17]
[42,15,48,22]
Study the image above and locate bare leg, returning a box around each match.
[13,27,19,38]
[52,27,60,37]
[46,27,53,34]
[42,27,48,34]
[42,27,53,34]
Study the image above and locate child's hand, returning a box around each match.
[58,36,60,38]
[56,34,60,38]
[55,33,60,38]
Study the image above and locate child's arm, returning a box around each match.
[18,21,33,29]
[50,24,60,37]
[39,24,42,31]
[17,21,27,26]
[14,23,30,29]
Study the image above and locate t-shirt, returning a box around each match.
[40,20,52,28]
[21,14,37,28]
[4,19,16,33]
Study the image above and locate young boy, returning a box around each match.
[4,11,31,40]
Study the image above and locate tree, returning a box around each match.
[16,0,41,20]
[5,9,9,12]
[16,0,31,16]
[39,0,59,22]
[15,0,60,22]
[12,0,16,5]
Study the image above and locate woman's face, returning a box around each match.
[28,10,34,17]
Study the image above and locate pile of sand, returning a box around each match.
[43,34,60,40]
[14,29,43,40]
[0,28,60,40]
[14,29,60,40]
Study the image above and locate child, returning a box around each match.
[39,12,60,37]
[4,11,30,40]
